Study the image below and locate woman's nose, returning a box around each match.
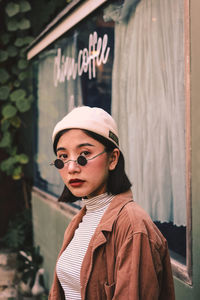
[67,160,80,173]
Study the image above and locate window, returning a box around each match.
[29,0,191,283]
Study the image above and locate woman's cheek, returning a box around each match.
[59,170,67,182]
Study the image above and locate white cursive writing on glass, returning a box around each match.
[54,31,110,87]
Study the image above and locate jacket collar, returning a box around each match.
[75,189,133,231]
[97,189,133,232]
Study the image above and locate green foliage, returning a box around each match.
[3,208,44,293]
[0,68,10,83]
[0,50,8,62]
[18,71,28,81]
[10,89,26,101]
[7,45,18,57]
[10,115,21,128]
[16,97,32,112]
[3,208,33,251]
[14,37,24,47]
[1,33,11,45]
[0,0,34,180]
[18,18,31,30]
[7,18,19,31]
[13,165,23,179]
[2,104,17,118]
[14,80,21,87]
[0,152,29,176]
[0,156,16,172]
[23,36,34,45]
[0,131,12,148]
[4,222,26,249]
[19,0,31,13]
[11,65,19,75]
[0,85,10,100]
[1,119,10,132]
[18,58,28,69]
[17,153,29,164]
[5,2,20,17]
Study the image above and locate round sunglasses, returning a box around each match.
[50,150,106,169]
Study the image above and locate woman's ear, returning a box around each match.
[109,148,120,171]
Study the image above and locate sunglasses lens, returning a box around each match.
[77,155,87,166]
[54,159,64,169]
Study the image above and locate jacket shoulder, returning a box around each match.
[115,201,167,251]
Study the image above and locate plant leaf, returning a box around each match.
[5,2,20,17]
[10,89,26,102]
[16,153,29,164]
[0,86,10,100]
[7,19,19,31]
[9,146,17,156]
[18,59,28,70]
[0,157,16,171]
[7,45,18,57]
[23,36,34,45]
[0,132,12,148]
[2,104,17,118]
[19,48,26,58]
[19,0,31,12]
[0,68,10,84]
[18,18,31,30]
[16,98,31,112]
[10,115,21,128]
[27,94,34,102]
[1,33,11,45]
[0,50,8,62]
[14,80,21,88]
[14,37,24,47]
[1,119,10,132]
[12,165,23,180]
[18,71,28,81]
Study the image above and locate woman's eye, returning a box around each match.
[59,154,68,160]
[81,151,90,157]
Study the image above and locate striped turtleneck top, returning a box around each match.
[56,193,114,300]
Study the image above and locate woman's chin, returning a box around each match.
[68,188,87,199]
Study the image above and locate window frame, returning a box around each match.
[170,0,192,285]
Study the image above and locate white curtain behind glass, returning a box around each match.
[112,0,186,225]
[37,34,82,196]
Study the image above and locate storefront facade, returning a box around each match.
[27,0,200,298]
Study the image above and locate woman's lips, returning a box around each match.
[69,179,85,187]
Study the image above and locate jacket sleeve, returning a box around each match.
[113,232,175,300]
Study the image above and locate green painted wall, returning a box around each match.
[31,190,77,289]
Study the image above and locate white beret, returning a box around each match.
[52,106,119,148]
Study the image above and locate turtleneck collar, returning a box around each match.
[82,193,114,213]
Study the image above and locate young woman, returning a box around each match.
[49,106,175,300]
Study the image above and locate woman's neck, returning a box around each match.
[82,193,113,212]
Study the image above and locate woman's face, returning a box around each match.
[56,129,119,199]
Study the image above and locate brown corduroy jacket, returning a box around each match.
[49,190,175,300]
